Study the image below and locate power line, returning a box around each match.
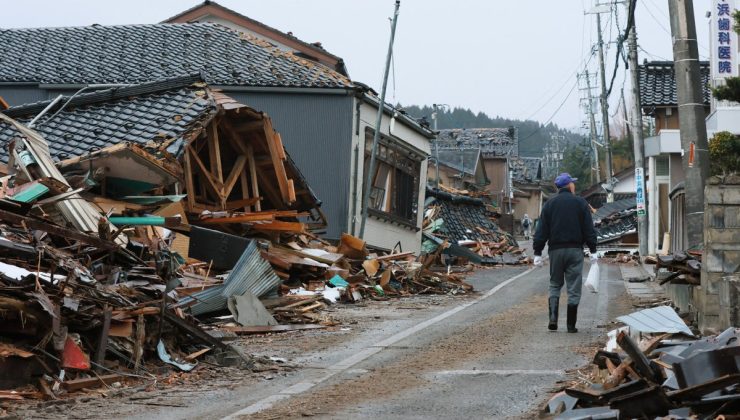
[519,79,579,142]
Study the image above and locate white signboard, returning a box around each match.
[635,167,646,216]
[712,0,739,79]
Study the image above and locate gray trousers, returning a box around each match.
[548,248,584,306]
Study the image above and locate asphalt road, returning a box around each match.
[215,246,632,420]
[94,245,631,420]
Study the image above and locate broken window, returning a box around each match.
[363,128,422,225]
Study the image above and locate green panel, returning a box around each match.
[10,183,49,203]
[108,216,166,226]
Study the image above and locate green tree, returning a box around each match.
[709,131,740,175]
[560,143,592,193]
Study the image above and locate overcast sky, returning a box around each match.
[2,0,712,131]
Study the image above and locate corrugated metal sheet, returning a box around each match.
[177,241,281,316]
[616,305,694,336]
[226,92,353,239]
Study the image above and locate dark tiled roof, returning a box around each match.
[593,197,637,244]
[510,157,542,183]
[0,23,352,88]
[426,188,510,244]
[0,75,214,163]
[437,148,481,176]
[639,61,710,107]
[438,128,518,157]
[162,1,346,73]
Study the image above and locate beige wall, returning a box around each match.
[349,100,431,254]
[512,189,542,222]
[482,158,508,202]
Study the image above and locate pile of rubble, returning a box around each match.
[646,251,702,286]
[422,187,528,266]
[0,79,472,403]
[545,306,740,419]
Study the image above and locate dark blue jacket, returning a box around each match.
[533,188,597,256]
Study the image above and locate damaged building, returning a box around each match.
[0,22,433,253]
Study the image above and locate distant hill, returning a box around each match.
[401,105,582,157]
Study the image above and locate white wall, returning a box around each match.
[347,99,431,254]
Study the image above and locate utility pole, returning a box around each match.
[432,104,440,189]
[584,70,602,183]
[595,10,615,202]
[359,0,401,239]
[667,0,709,249]
[625,0,648,258]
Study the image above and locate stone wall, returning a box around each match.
[698,175,740,333]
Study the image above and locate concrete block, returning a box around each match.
[725,206,740,228]
[704,272,725,294]
[724,251,740,273]
[725,174,740,185]
[699,314,721,335]
[709,207,725,228]
[706,250,725,273]
[704,293,720,316]
[708,228,739,243]
[725,188,740,205]
[706,187,724,204]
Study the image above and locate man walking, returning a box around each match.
[521,214,533,240]
[532,173,597,333]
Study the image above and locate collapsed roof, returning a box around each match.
[437,128,518,157]
[0,75,321,216]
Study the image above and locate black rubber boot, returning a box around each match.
[548,297,559,331]
[567,304,578,333]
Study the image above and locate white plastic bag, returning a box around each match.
[584,262,600,293]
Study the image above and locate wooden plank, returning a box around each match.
[246,144,261,212]
[262,119,291,204]
[202,213,274,224]
[253,220,306,233]
[183,348,211,362]
[221,324,326,335]
[208,123,224,185]
[186,144,222,194]
[222,155,247,199]
[0,208,118,251]
[287,179,296,204]
[239,170,250,212]
[375,251,416,261]
[62,374,125,392]
[183,150,197,212]
[94,306,112,373]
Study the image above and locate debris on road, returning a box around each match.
[0,79,475,407]
[545,306,740,419]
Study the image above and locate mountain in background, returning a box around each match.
[401,105,582,157]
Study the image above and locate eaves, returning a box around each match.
[359,92,435,139]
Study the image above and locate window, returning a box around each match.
[363,128,422,227]
[656,155,669,176]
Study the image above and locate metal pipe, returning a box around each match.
[359,0,401,239]
[34,84,131,128]
[27,95,64,128]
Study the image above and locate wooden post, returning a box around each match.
[183,149,196,212]
[247,144,261,211]
[94,305,112,372]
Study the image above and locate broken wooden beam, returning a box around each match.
[221,324,326,335]
[62,374,125,392]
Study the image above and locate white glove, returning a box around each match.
[534,256,543,266]
[590,253,598,263]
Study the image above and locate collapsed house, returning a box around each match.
[422,187,527,265]
[592,197,638,247]
[0,77,470,400]
[0,23,434,253]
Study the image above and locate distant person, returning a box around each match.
[521,214,533,240]
[532,173,597,333]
